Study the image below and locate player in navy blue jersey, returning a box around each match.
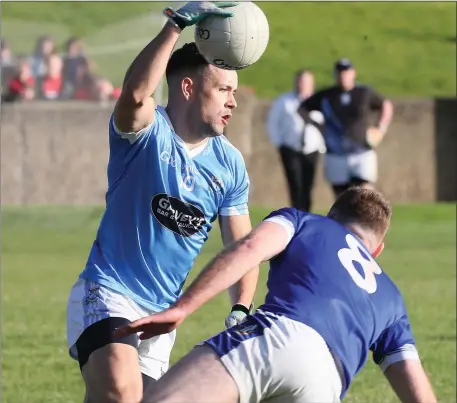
[116,187,437,403]
[65,2,259,403]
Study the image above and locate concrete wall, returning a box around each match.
[1,94,456,208]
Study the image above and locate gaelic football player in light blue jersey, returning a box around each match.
[65,2,258,402]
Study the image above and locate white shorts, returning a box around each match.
[325,150,378,185]
[66,278,176,380]
[204,310,342,403]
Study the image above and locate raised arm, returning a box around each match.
[384,360,437,403]
[113,22,181,134]
[113,2,237,134]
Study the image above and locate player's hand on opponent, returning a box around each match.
[224,303,253,329]
[164,1,238,29]
[113,307,186,340]
[113,302,254,339]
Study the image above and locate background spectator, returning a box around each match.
[1,38,15,67]
[2,58,35,102]
[39,53,63,100]
[299,58,394,199]
[0,34,121,103]
[29,36,56,80]
[61,36,87,98]
[1,38,17,89]
[73,58,120,102]
[267,70,325,212]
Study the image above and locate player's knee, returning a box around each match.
[82,344,143,403]
[106,379,142,403]
[86,375,142,403]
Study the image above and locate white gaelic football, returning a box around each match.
[194,2,269,70]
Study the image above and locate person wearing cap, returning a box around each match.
[298,58,394,198]
[267,70,326,212]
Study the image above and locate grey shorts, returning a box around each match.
[204,310,342,403]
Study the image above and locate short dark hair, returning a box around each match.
[334,58,354,72]
[327,187,393,236]
[165,42,209,83]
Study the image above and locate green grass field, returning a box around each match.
[2,2,456,97]
[1,204,456,403]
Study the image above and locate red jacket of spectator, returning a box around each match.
[8,76,35,98]
[41,76,62,100]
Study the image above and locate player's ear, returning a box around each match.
[372,242,384,259]
[181,77,194,100]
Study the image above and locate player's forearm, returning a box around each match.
[219,215,257,308]
[228,266,259,307]
[175,238,261,316]
[392,376,437,403]
[122,22,181,104]
[385,360,437,403]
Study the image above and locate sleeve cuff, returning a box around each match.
[112,116,152,144]
[219,204,249,216]
[378,344,421,372]
[264,216,296,244]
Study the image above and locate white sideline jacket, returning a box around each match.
[266,91,326,155]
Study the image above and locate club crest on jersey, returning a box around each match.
[340,92,351,105]
[210,175,224,194]
[84,285,100,306]
[151,193,206,237]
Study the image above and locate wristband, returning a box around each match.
[163,8,187,31]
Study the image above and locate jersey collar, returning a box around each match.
[160,106,210,158]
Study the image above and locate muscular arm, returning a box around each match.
[219,214,259,308]
[384,360,437,403]
[113,210,297,339]
[113,22,181,134]
[175,221,290,315]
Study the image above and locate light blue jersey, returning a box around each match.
[80,106,249,311]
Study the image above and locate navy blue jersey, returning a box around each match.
[301,84,385,154]
[259,208,418,398]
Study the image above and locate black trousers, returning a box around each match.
[279,146,319,212]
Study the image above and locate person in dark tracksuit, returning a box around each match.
[298,59,394,199]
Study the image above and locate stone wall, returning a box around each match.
[1,95,456,208]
